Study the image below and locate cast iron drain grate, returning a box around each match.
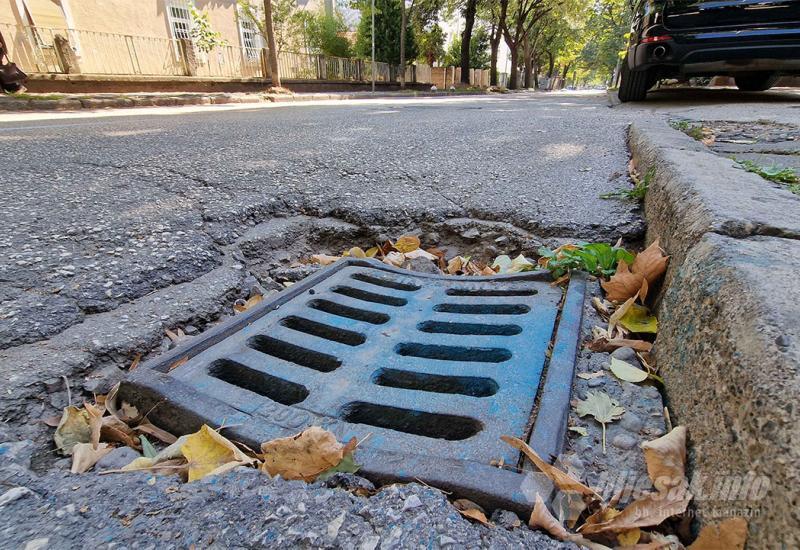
[122,258,586,514]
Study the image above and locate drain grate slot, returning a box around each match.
[340,401,483,440]
[247,335,342,372]
[396,342,512,363]
[351,272,421,292]
[373,368,498,397]
[332,285,407,306]
[208,359,309,405]
[281,316,366,346]
[446,288,539,297]
[308,299,390,324]
[417,320,522,336]
[434,303,530,315]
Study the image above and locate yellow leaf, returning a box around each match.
[348,247,367,258]
[260,426,354,482]
[688,517,748,550]
[365,247,379,258]
[394,235,420,253]
[501,436,600,499]
[54,406,92,456]
[181,425,255,482]
[70,442,114,474]
[617,528,641,545]
[609,358,649,383]
[619,304,658,334]
[601,260,645,303]
[311,254,340,266]
[632,239,669,286]
[608,295,636,335]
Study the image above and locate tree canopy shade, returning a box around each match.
[354,0,418,65]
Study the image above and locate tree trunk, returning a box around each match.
[489,24,500,86]
[523,36,532,89]
[263,0,280,88]
[561,61,571,81]
[508,45,518,89]
[460,0,477,85]
[400,0,407,88]
[533,64,539,90]
[546,51,554,78]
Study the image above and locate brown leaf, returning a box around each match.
[458,507,493,527]
[687,517,748,550]
[135,422,178,444]
[579,485,692,534]
[587,338,653,353]
[447,256,466,274]
[168,356,188,371]
[642,427,688,493]
[101,415,140,449]
[632,239,669,286]
[529,494,611,549]
[501,436,600,499]
[234,294,263,313]
[394,234,421,253]
[71,442,114,474]
[311,254,340,266]
[260,427,352,482]
[383,251,406,267]
[602,261,645,303]
[84,402,105,450]
[129,353,142,372]
[609,295,637,335]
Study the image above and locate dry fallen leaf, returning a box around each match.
[54,406,92,455]
[608,295,637,335]
[260,426,355,482]
[84,401,105,450]
[311,254,340,266]
[71,442,114,474]
[181,425,256,482]
[394,235,421,253]
[633,239,669,286]
[101,415,140,449]
[501,436,600,499]
[383,251,406,267]
[609,358,649,383]
[453,499,493,527]
[569,426,589,437]
[579,487,692,535]
[347,246,367,258]
[129,353,142,372]
[575,392,625,453]
[642,426,688,493]
[687,517,748,550]
[404,248,438,261]
[135,422,178,444]
[578,371,605,380]
[529,494,611,550]
[587,338,653,353]
[234,294,263,313]
[602,261,645,303]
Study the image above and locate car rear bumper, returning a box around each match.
[628,29,800,74]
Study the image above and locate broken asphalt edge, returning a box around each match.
[628,119,800,549]
[0,90,490,113]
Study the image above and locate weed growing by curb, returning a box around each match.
[734,158,800,195]
[600,167,654,201]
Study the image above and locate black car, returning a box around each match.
[618,0,800,101]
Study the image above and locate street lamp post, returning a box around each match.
[371,0,375,93]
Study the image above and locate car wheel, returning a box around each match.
[618,57,653,102]
[734,73,780,92]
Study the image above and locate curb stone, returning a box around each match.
[629,120,800,547]
[0,90,490,112]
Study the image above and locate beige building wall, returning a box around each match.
[0,1,247,49]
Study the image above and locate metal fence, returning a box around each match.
[0,23,421,84]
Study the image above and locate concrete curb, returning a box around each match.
[0,90,490,113]
[628,120,800,547]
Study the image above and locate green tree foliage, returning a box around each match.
[298,11,353,57]
[354,0,417,64]
[444,25,490,68]
[188,5,228,52]
[416,23,445,65]
[579,0,631,82]
[238,0,301,53]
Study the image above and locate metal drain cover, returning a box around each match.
[122,258,586,513]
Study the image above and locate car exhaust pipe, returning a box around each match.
[653,45,667,59]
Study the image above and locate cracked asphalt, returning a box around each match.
[0,91,642,351]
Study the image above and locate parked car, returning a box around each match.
[618,0,800,102]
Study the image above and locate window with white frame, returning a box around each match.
[237,6,263,60]
[166,0,193,41]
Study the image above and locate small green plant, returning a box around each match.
[601,167,654,201]
[188,4,228,53]
[670,119,709,141]
[6,92,66,100]
[735,159,799,185]
[538,242,635,280]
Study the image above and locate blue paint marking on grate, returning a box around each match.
[122,258,586,514]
